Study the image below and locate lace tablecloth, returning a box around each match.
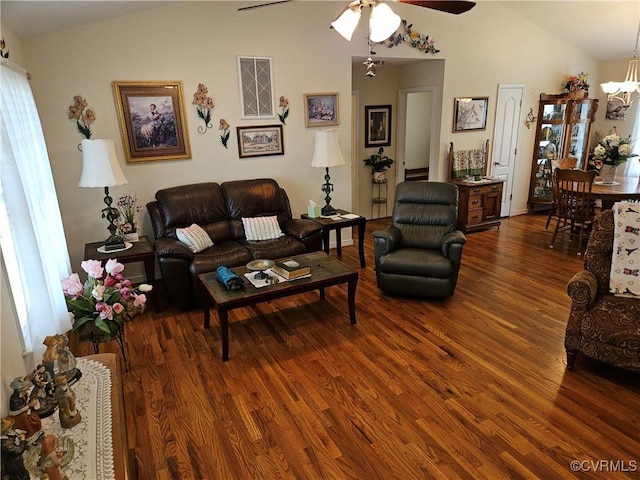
[27,358,115,479]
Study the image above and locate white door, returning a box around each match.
[492,84,524,216]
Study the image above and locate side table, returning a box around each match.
[84,235,157,310]
[301,209,366,268]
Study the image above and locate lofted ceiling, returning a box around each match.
[0,1,638,62]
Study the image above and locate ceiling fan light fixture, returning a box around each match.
[369,2,401,43]
[331,6,362,41]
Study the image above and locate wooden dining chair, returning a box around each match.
[549,168,597,255]
[545,157,578,230]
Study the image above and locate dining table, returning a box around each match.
[592,175,640,209]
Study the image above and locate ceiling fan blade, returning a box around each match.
[397,1,476,15]
[238,0,293,11]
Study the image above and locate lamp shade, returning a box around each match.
[311,129,346,168]
[78,139,128,188]
[331,6,361,41]
[369,2,401,43]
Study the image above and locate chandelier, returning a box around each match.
[601,22,640,108]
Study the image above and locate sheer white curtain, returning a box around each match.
[0,58,72,360]
[623,101,640,177]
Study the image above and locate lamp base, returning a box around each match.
[321,204,338,216]
[102,235,126,252]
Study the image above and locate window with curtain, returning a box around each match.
[0,58,72,361]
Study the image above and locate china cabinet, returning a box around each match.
[527,94,598,211]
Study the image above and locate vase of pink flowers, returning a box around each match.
[62,259,153,342]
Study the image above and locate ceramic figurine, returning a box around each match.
[8,376,43,441]
[39,434,69,480]
[0,417,30,480]
[54,375,81,428]
[29,363,57,418]
[42,335,59,378]
[55,334,81,385]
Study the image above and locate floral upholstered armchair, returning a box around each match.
[564,208,640,372]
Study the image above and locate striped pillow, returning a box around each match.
[176,224,213,253]
[242,216,284,241]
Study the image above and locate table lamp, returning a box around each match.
[311,129,346,216]
[78,139,128,251]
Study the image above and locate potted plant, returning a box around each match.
[562,72,589,98]
[589,129,637,184]
[116,194,142,242]
[364,147,394,182]
[61,259,153,342]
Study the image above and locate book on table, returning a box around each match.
[271,259,311,279]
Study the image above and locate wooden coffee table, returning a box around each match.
[197,251,358,361]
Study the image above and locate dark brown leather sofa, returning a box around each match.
[147,178,323,309]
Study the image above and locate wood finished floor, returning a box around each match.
[71,213,640,480]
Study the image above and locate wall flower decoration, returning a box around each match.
[382,20,439,55]
[192,83,214,134]
[0,37,9,58]
[219,119,230,148]
[68,95,95,139]
[278,96,289,125]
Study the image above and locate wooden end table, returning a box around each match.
[301,209,367,268]
[198,251,358,361]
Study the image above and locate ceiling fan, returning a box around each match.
[239,1,475,42]
[238,1,476,16]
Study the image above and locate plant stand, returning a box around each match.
[77,323,128,371]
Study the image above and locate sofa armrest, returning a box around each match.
[373,226,401,257]
[567,270,598,311]
[282,218,322,240]
[155,237,194,260]
[441,230,467,259]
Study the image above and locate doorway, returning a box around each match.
[397,87,436,183]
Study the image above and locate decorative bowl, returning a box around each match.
[247,259,274,280]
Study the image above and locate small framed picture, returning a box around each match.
[304,93,339,127]
[365,105,392,148]
[112,81,191,162]
[605,101,628,120]
[453,97,489,132]
[236,125,284,158]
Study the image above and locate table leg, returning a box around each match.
[347,277,358,324]
[220,309,229,362]
[322,230,330,254]
[336,228,342,255]
[319,287,326,300]
[357,220,366,268]
[203,306,211,329]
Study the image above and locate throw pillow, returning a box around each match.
[242,216,284,241]
[176,224,214,253]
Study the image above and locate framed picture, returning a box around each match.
[365,105,392,148]
[605,101,628,120]
[112,81,191,162]
[453,97,488,132]
[304,93,339,127]
[236,125,284,158]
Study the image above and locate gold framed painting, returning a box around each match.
[304,93,339,127]
[112,81,191,162]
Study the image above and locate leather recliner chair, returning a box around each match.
[373,181,467,298]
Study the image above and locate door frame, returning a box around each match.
[396,86,438,185]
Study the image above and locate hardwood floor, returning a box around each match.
[71,213,640,479]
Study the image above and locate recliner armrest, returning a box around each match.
[373,226,401,256]
[282,218,322,240]
[441,230,467,258]
[154,237,194,260]
[567,270,598,311]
